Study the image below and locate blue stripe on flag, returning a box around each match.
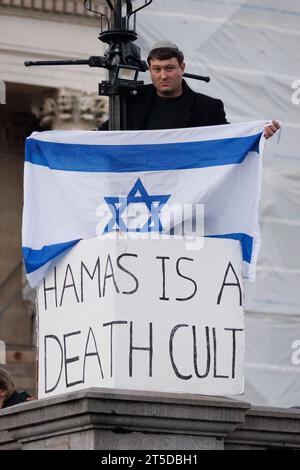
[207,233,253,263]
[25,134,261,173]
[23,239,81,274]
[23,233,253,278]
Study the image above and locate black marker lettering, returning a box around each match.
[103,321,127,377]
[82,327,104,382]
[169,324,192,380]
[43,267,57,310]
[193,326,211,378]
[217,262,242,306]
[213,327,229,378]
[63,330,83,388]
[129,322,153,377]
[80,258,101,302]
[156,256,170,301]
[60,264,80,307]
[103,254,120,296]
[44,334,63,393]
[224,328,244,378]
[117,253,139,295]
[176,257,197,301]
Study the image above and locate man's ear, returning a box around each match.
[0,388,7,398]
[180,62,186,74]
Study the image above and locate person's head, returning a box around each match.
[147,41,186,98]
[0,368,15,408]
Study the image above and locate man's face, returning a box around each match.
[149,57,185,98]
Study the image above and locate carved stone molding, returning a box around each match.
[0,0,105,18]
[32,88,108,130]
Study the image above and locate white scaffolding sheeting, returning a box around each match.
[136,0,300,407]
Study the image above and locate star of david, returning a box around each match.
[103,178,171,233]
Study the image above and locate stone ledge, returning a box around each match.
[0,388,250,450]
[225,405,300,449]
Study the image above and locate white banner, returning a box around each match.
[37,237,245,398]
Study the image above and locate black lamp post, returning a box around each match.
[25,0,210,131]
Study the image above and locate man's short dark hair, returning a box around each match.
[147,47,185,66]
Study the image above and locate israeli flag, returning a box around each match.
[23,122,266,287]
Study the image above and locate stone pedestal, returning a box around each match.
[0,389,249,450]
[225,406,300,450]
[1,389,299,450]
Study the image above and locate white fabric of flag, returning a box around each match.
[22,122,266,287]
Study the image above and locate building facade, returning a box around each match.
[0,0,108,394]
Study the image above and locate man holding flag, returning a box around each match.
[103,40,280,137]
[23,42,281,287]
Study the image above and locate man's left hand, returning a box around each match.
[264,120,281,139]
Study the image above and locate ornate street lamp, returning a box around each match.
[25,1,210,130]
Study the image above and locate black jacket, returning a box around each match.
[101,80,228,130]
[3,390,30,408]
